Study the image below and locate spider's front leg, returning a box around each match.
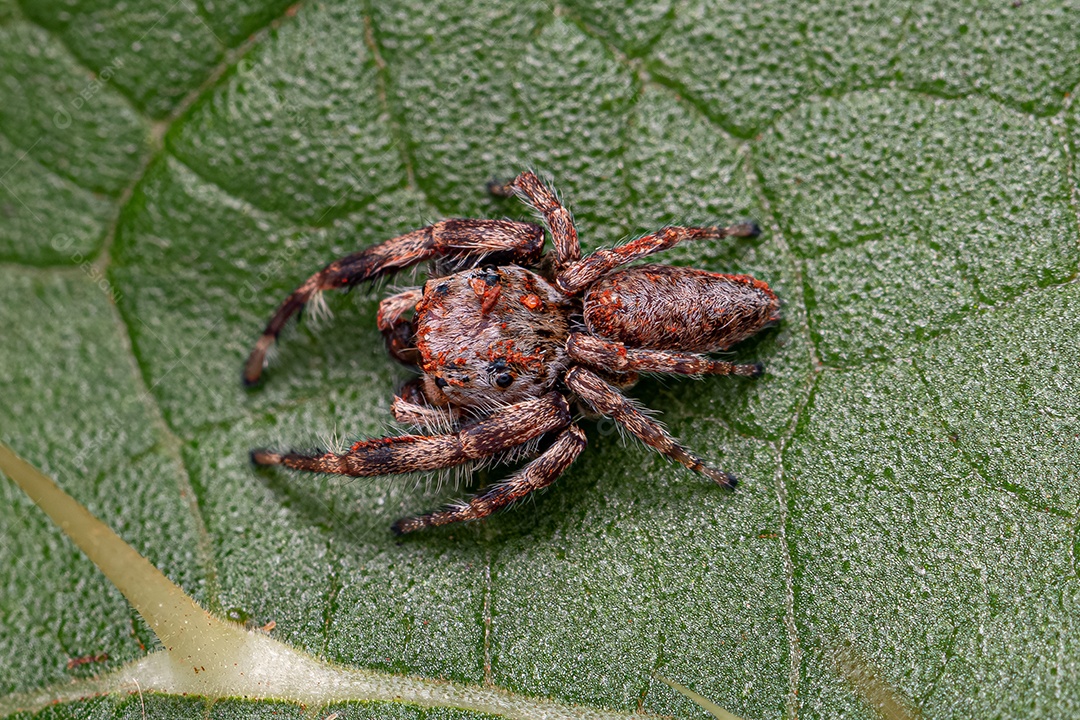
[252,391,570,479]
[243,219,544,384]
[393,424,587,534]
[566,366,737,488]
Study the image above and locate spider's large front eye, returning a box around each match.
[434,377,449,389]
[495,373,514,388]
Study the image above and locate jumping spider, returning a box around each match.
[245,172,781,534]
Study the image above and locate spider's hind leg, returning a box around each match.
[556,222,760,294]
[566,366,737,488]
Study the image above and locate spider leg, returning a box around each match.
[556,223,760,295]
[392,424,586,534]
[489,171,580,267]
[565,366,737,488]
[567,333,763,377]
[251,392,570,477]
[243,219,544,384]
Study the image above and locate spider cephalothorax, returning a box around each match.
[244,172,781,534]
[413,264,574,408]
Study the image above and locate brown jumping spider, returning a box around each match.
[245,172,781,534]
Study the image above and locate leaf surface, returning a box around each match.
[2,1,1079,718]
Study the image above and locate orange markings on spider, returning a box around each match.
[480,338,544,371]
[480,285,501,314]
[520,293,542,310]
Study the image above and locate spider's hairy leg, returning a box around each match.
[251,392,570,477]
[244,227,429,384]
[567,333,764,377]
[392,424,586,534]
[556,222,761,295]
[565,366,737,489]
[488,170,580,266]
[243,219,544,385]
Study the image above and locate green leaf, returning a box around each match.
[2,1,1079,719]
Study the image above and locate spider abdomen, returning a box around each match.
[583,264,781,352]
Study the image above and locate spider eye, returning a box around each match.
[434,377,449,389]
[495,373,514,388]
